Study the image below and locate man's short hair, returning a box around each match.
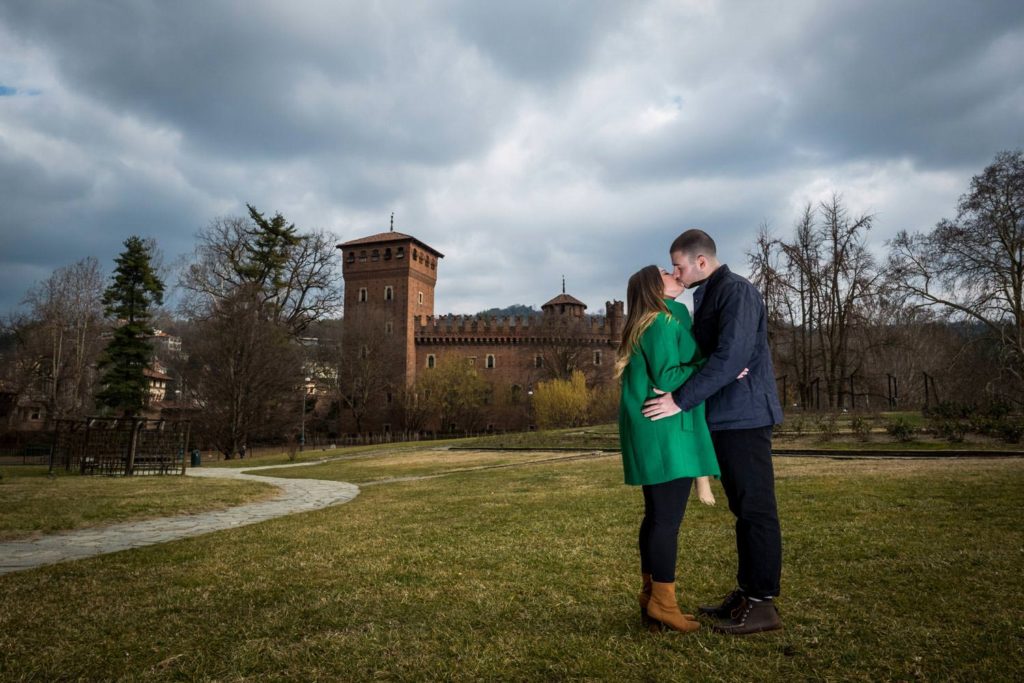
[670,229,717,259]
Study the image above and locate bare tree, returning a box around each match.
[182,286,302,457]
[888,150,1024,397]
[325,310,402,434]
[179,208,343,336]
[750,196,880,408]
[16,258,106,423]
[412,357,489,433]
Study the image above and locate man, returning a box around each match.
[641,228,784,635]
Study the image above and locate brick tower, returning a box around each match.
[338,227,444,390]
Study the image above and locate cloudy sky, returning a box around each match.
[1,0,1022,317]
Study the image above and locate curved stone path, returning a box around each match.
[0,464,360,576]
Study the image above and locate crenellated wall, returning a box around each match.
[414,300,625,345]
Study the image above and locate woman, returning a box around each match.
[617,265,720,633]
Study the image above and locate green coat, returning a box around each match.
[618,299,720,486]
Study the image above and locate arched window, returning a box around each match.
[359,250,367,262]
[593,350,602,366]
[346,251,355,263]
[413,248,418,260]
[384,285,394,301]
[535,354,543,368]
[485,354,495,369]
[418,291,424,305]
[385,321,393,335]
[426,354,436,369]
[371,249,380,261]
[384,248,392,260]
[396,246,405,259]
[358,287,367,303]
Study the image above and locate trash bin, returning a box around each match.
[190,449,201,467]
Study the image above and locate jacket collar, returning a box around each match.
[692,264,729,311]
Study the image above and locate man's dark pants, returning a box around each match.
[710,426,782,598]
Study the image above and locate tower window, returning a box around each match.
[386,391,393,405]
[358,287,367,303]
[346,251,355,263]
[535,355,543,368]
[593,351,602,366]
[371,249,380,261]
[384,285,394,301]
[359,250,367,262]
[385,321,393,335]
[486,354,495,369]
[384,248,392,260]
[418,291,424,305]
[426,354,436,369]
[396,247,404,259]
[413,248,418,260]
[360,345,369,359]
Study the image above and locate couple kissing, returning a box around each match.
[617,228,784,635]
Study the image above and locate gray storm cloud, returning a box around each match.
[0,0,1022,315]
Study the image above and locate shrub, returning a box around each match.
[927,401,974,419]
[816,414,839,442]
[789,416,805,437]
[886,417,916,442]
[850,416,872,442]
[997,420,1024,444]
[982,400,1012,420]
[533,371,591,429]
[931,418,968,443]
[587,385,620,424]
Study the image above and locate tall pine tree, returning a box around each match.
[96,236,165,415]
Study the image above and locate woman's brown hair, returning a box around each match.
[615,265,670,377]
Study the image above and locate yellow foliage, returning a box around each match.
[533,370,590,429]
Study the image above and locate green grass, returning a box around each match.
[0,466,276,541]
[252,448,593,484]
[458,419,1024,452]
[203,436,472,469]
[1,454,1022,680]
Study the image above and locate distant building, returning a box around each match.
[336,229,624,433]
[147,330,182,357]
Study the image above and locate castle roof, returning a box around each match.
[338,231,445,258]
[542,293,587,309]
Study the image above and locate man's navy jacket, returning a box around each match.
[671,264,783,431]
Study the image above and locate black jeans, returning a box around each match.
[638,477,693,583]
[711,426,783,598]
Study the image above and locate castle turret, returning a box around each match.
[541,293,587,318]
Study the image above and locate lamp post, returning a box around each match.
[527,386,535,431]
[300,377,311,451]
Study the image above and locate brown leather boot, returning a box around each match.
[638,573,654,625]
[640,574,697,627]
[646,581,700,633]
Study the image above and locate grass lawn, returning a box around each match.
[0,466,276,541]
[460,420,1024,452]
[1,453,1022,681]
[203,437,472,469]
[253,448,594,484]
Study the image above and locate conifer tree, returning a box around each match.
[96,236,165,415]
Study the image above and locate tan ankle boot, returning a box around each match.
[640,574,696,626]
[638,573,654,625]
[647,581,700,633]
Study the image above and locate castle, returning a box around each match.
[336,228,625,433]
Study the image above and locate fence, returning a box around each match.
[51,418,191,476]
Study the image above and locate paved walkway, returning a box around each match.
[0,464,360,576]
